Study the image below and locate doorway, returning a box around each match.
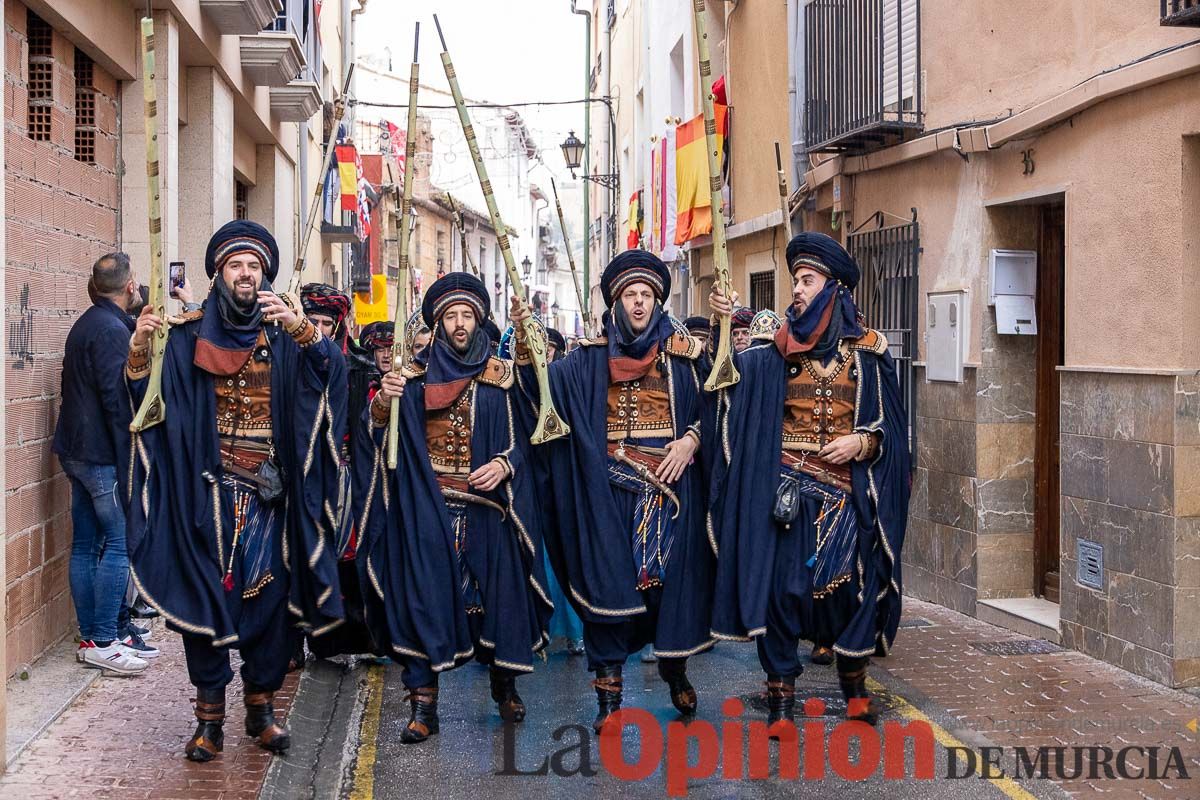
[1034,203,1064,602]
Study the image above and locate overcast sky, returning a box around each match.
[356,0,589,170]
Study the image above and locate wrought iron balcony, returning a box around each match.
[1162,0,1200,26]
[804,0,923,154]
[200,0,281,35]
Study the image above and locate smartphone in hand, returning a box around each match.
[169,261,185,298]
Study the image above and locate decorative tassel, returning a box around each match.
[223,571,234,592]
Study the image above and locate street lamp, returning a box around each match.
[560,130,619,190]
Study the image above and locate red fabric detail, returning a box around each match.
[424,377,472,411]
[608,342,660,383]
[194,337,254,377]
[774,300,835,361]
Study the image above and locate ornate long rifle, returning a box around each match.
[550,177,592,333]
[434,15,569,444]
[129,16,167,432]
[289,64,356,294]
[445,193,479,276]
[386,24,420,470]
[693,0,740,391]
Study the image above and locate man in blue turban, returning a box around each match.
[358,272,552,743]
[126,220,345,761]
[708,232,910,728]
[510,250,714,732]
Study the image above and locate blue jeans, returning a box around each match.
[63,459,128,643]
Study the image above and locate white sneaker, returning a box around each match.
[83,642,149,676]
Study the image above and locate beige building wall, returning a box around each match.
[801,0,1200,688]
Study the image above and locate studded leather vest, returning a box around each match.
[781,343,859,454]
[606,365,673,442]
[426,383,474,476]
[215,331,273,471]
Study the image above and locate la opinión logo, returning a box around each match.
[497,697,1191,797]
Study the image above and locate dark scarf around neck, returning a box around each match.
[420,322,493,410]
[606,300,672,382]
[774,280,864,363]
[195,277,271,376]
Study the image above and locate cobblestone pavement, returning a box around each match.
[5,598,1200,800]
[0,627,298,800]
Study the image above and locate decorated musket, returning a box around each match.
[550,177,593,334]
[445,193,479,276]
[693,0,740,391]
[775,142,791,277]
[386,24,421,471]
[434,15,569,444]
[289,64,356,295]
[129,17,167,432]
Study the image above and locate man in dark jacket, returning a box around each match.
[52,252,150,676]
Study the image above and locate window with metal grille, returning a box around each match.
[235,181,249,220]
[74,49,95,163]
[27,12,53,142]
[847,210,920,461]
[749,271,774,312]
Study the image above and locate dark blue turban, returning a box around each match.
[683,315,710,334]
[421,272,490,328]
[600,250,671,308]
[546,328,566,352]
[205,220,280,281]
[483,318,502,346]
[786,232,860,291]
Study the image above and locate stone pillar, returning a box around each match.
[247,143,296,288]
[178,67,234,268]
[120,10,180,282]
[0,0,9,770]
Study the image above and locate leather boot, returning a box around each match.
[399,686,440,744]
[810,644,835,666]
[591,665,623,733]
[243,686,291,754]
[489,668,526,723]
[765,674,797,727]
[657,658,697,716]
[185,687,225,762]
[838,662,880,726]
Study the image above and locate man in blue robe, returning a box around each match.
[359,273,551,744]
[709,232,910,727]
[510,251,714,732]
[126,221,345,761]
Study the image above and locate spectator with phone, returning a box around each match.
[52,252,155,675]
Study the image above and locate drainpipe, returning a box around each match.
[787,0,805,190]
[602,6,614,265]
[349,0,370,134]
[571,1,592,317]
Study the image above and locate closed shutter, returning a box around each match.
[882,0,918,112]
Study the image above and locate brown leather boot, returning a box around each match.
[489,668,526,723]
[657,658,698,716]
[838,662,880,726]
[591,665,623,733]
[185,687,225,762]
[399,686,440,743]
[766,674,796,728]
[243,686,291,753]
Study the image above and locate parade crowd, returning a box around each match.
[54,219,909,762]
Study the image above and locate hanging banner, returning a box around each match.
[353,273,389,325]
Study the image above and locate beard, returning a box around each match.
[450,330,471,354]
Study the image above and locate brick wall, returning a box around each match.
[4,1,120,677]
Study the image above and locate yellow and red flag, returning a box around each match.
[674,103,727,245]
[335,143,358,212]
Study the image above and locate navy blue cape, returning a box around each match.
[127,315,346,647]
[517,338,715,658]
[356,360,552,673]
[709,333,911,657]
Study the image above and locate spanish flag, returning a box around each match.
[674,103,727,245]
[626,189,643,250]
[335,144,358,212]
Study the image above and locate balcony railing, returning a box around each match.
[1162,0,1200,26]
[805,0,923,154]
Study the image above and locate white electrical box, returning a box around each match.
[989,249,1037,335]
[926,289,969,383]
